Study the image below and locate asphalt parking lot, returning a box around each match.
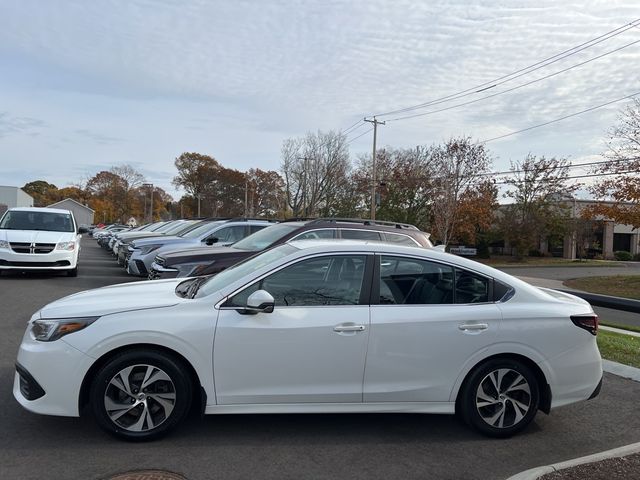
[1,240,640,480]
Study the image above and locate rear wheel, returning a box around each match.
[459,358,539,438]
[89,350,193,441]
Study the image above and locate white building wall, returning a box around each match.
[0,186,34,208]
[47,199,94,226]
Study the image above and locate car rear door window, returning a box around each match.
[455,269,490,304]
[379,256,453,305]
[340,229,382,241]
[293,229,336,240]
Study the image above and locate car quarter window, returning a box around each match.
[383,232,420,246]
[340,229,382,241]
[292,229,336,240]
[226,255,367,307]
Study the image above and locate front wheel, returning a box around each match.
[67,266,78,277]
[89,350,193,441]
[459,358,539,438]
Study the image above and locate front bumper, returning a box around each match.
[148,262,179,280]
[13,327,94,417]
[0,249,77,270]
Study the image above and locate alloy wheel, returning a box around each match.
[475,368,532,429]
[104,364,177,432]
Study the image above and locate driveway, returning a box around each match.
[1,241,639,480]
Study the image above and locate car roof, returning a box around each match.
[8,207,73,215]
[287,239,507,279]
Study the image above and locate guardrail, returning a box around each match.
[558,289,640,314]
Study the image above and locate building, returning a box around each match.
[0,186,34,214]
[492,198,639,260]
[561,199,639,260]
[47,198,95,226]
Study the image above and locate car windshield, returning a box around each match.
[0,210,75,232]
[195,244,297,298]
[166,220,198,235]
[180,220,226,239]
[231,224,299,251]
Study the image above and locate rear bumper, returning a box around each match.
[588,375,603,400]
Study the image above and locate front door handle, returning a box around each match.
[333,324,366,333]
[458,323,489,331]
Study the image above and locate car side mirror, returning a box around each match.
[205,236,219,246]
[78,226,89,234]
[244,290,275,314]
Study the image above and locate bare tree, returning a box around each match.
[280,131,350,217]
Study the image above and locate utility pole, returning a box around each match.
[364,117,385,220]
[298,156,310,217]
[244,180,248,217]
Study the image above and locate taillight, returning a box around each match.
[571,314,598,335]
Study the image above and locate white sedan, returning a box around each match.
[14,240,602,440]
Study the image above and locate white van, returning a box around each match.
[0,207,83,277]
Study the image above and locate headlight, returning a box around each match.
[0,240,9,249]
[140,244,161,255]
[31,317,99,342]
[56,241,76,251]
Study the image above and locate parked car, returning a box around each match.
[149,218,433,279]
[93,224,130,240]
[114,220,200,265]
[126,218,275,277]
[0,207,83,276]
[13,240,602,440]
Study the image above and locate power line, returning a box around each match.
[472,157,638,179]
[341,118,365,135]
[386,37,640,123]
[347,127,373,144]
[493,170,638,185]
[343,121,367,137]
[481,90,640,143]
[373,18,640,118]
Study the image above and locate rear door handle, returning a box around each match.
[458,323,489,331]
[333,324,366,333]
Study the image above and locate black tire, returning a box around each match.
[89,349,193,441]
[459,358,539,438]
[67,267,78,277]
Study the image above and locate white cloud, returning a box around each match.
[0,0,638,198]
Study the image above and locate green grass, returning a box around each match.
[477,257,620,268]
[600,321,640,334]
[564,276,640,300]
[597,329,640,369]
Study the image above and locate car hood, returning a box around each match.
[38,278,187,319]
[159,245,248,265]
[0,229,75,244]
[132,235,181,247]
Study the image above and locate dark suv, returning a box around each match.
[148,218,432,280]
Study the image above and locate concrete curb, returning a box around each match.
[600,325,640,337]
[602,359,640,382]
[505,441,640,480]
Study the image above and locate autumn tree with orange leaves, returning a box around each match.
[587,98,640,228]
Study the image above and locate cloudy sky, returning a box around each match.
[1,0,638,199]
